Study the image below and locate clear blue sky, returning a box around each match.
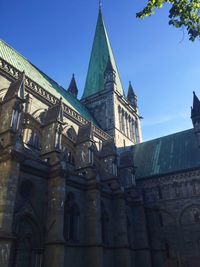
[1,0,200,141]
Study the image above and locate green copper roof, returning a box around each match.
[133,129,200,179]
[82,9,124,99]
[0,39,96,122]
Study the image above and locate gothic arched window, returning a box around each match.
[88,146,94,164]
[66,127,76,142]
[26,129,41,150]
[193,208,200,223]
[121,109,125,133]
[118,106,122,131]
[112,158,117,176]
[64,193,80,242]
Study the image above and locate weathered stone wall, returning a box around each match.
[139,170,200,267]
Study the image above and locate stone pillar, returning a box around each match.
[134,204,152,267]
[44,164,66,267]
[0,157,21,267]
[113,194,131,267]
[84,185,103,267]
[151,239,165,267]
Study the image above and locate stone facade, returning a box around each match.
[0,7,200,267]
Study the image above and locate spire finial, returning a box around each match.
[99,0,102,9]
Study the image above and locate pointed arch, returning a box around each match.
[66,126,77,142]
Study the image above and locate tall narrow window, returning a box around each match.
[125,113,129,137]
[11,101,22,131]
[64,193,80,242]
[118,106,122,131]
[112,158,117,176]
[135,119,140,143]
[131,119,136,141]
[121,110,125,133]
[88,147,94,164]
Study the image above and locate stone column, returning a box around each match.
[44,164,66,267]
[134,204,152,267]
[113,194,131,267]
[0,157,21,267]
[84,185,103,267]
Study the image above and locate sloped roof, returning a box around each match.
[133,129,200,179]
[82,9,124,99]
[0,39,95,122]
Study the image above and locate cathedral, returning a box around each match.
[0,6,200,267]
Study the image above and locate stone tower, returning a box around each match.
[81,8,142,149]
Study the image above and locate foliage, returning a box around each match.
[136,0,200,41]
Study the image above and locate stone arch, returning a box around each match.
[65,126,77,142]
[179,203,200,225]
[23,127,41,150]
[31,108,46,123]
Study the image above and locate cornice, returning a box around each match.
[137,167,200,187]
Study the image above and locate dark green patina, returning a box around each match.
[82,9,124,99]
[133,129,200,179]
[0,40,96,122]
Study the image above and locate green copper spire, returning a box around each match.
[82,9,124,99]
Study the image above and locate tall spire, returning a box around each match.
[67,74,78,98]
[82,8,124,99]
[127,81,137,109]
[191,91,200,122]
[99,0,102,9]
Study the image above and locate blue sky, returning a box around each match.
[1,0,200,141]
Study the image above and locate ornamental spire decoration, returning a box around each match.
[99,0,102,9]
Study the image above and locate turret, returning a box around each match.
[191,91,200,146]
[127,81,137,109]
[41,98,64,157]
[0,71,26,148]
[67,74,78,98]
[104,55,116,91]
